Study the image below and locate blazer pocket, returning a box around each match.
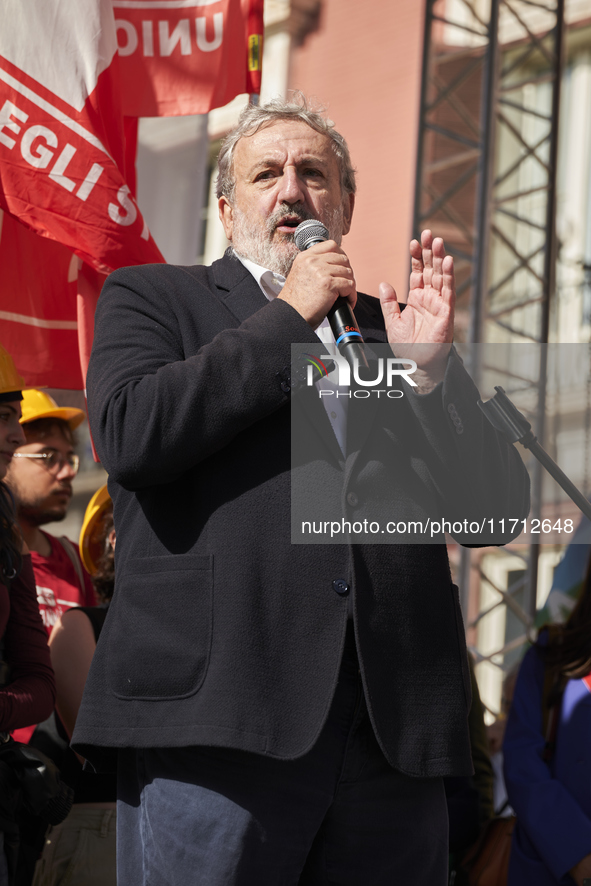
[107,554,213,700]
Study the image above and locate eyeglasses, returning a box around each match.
[12,451,80,476]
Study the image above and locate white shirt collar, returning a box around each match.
[233,249,337,342]
[234,253,285,301]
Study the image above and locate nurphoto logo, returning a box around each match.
[304,352,417,399]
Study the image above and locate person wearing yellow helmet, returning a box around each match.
[6,390,96,884]
[0,347,55,885]
[78,484,112,581]
[0,345,26,488]
[5,390,95,639]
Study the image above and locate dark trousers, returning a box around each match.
[117,629,448,885]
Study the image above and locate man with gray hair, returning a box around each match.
[74,96,529,885]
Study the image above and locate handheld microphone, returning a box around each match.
[294,219,368,369]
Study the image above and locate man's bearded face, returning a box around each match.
[5,426,76,527]
[218,120,352,278]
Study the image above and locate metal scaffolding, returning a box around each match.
[413,0,565,716]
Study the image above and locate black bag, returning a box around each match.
[0,734,73,829]
[0,616,74,886]
[0,734,74,886]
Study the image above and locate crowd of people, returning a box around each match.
[0,354,116,886]
[0,95,588,886]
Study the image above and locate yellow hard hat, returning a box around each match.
[20,389,86,430]
[79,484,112,575]
[0,344,24,400]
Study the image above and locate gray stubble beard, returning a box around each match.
[231,204,345,278]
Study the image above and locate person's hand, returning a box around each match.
[279,240,357,329]
[570,852,591,885]
[379,230,455,392]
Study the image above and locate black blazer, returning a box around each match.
[73,252,530,777]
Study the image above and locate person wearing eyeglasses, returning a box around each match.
[4,390,96,884]
[4,390,96,645]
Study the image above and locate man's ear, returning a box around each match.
[342,192,355,236]
[218,196,234,241]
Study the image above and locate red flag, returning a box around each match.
[115,0,263,117]
[0,1,164,389]
[0,211,82,389]
[0,2,163,273]
[0,0,264,391]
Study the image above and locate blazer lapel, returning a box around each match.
[211,252,269,323]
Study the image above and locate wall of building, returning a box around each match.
[288,0,425,300]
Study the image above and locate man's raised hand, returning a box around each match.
[378,230,455,391]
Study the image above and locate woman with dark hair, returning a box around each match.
[504,563,591,885]
[0,346,56,884]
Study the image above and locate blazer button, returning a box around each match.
[346,492,359,507]
[280,380,291,393]
[332,578,350,595]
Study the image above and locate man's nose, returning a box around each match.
[56,459,76,480]
[10,423,26,447]
[277,166,305,204]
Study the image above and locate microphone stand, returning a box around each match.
[478,386,591,521]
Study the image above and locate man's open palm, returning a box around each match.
[379,229,455,347]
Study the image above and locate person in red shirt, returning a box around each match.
[5,390,95,750]
[31,484,116,886]
[3,390,94,883]
[5,390,96,635]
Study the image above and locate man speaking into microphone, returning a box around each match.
[74,96,530,886]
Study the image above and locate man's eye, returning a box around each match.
[255,170,275,181]
[303,168,323,178]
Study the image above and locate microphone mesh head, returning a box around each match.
[294,220,329,251]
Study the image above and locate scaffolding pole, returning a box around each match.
[413,0,565,702]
